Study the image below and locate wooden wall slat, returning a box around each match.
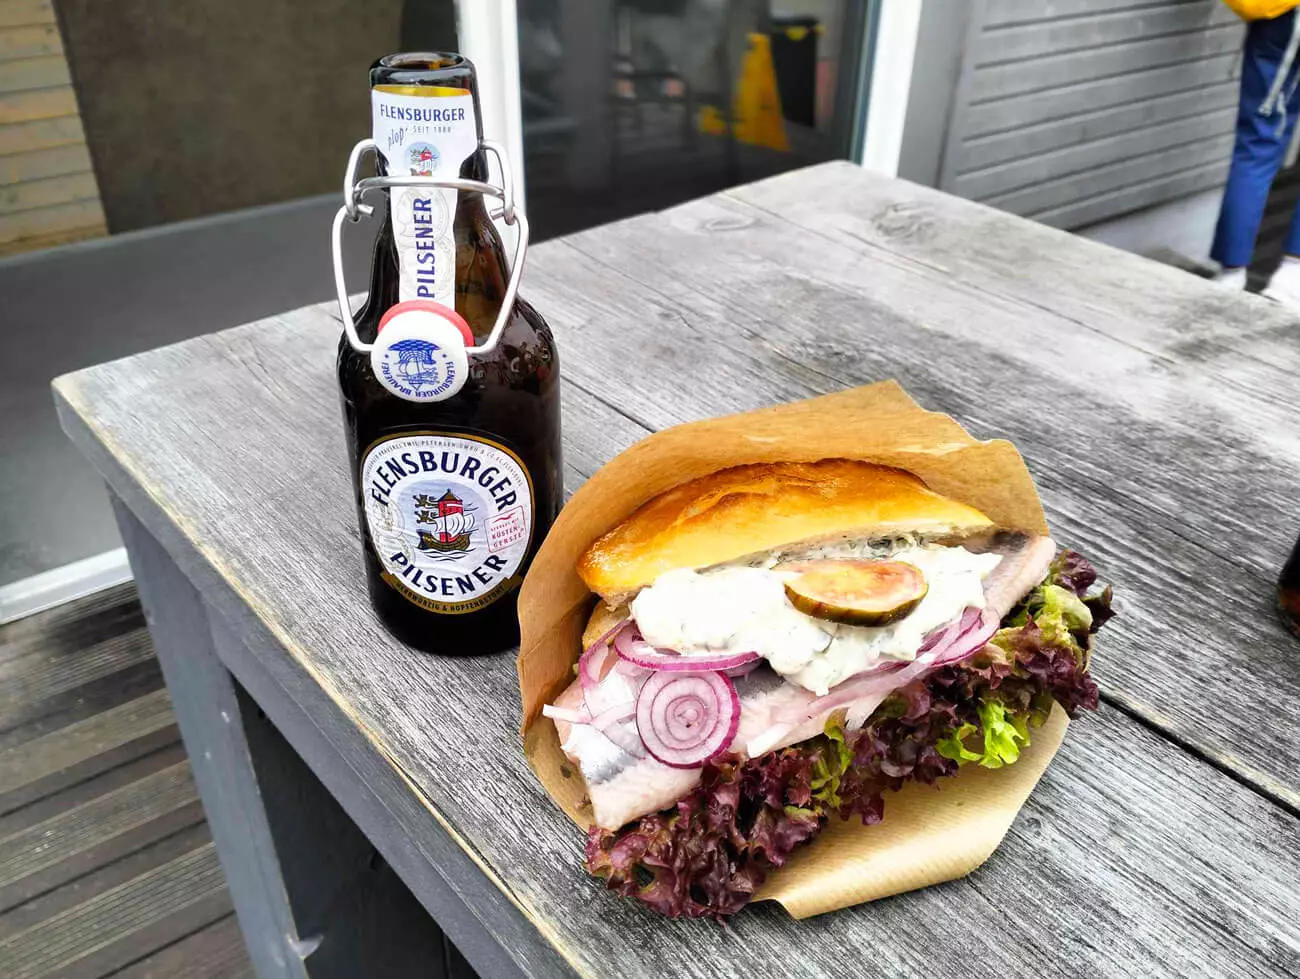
[985,0,1226,27]
[960,81,1238,171]
[0,169,97,211]
[0,0,55,29]
[0,85,78,124]
[0,141,91,183]
[980,2,1232,64]
[0,113,82,153]
[0,23,61,60]
[986,131,1234,214]
[1030,157,1229,227]
[0,52,69,93]
[965,52,1239,136]
[955,106,1237,199]
[971,23,1242,102]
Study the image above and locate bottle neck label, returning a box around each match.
[371,86,479,309]
[361,432,534,615]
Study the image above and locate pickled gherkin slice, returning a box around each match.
[779,560,928,626]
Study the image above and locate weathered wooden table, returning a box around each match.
[55,161,1300,979]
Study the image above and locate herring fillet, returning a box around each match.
[554,536,1057,831]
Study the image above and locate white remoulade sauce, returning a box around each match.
[629,541,1003,695]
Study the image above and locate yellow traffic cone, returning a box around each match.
[697,33,790,152]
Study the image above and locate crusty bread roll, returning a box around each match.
[578,459,993,604]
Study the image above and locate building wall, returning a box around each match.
[0,0,105,256]
[904,0,1244,232]
[54,0,410,234]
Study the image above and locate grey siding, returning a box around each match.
[938,0,1244,230]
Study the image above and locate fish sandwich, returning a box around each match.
[543,459,1110,918]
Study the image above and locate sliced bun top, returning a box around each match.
[577,459,993,603]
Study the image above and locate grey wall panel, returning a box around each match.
[960,80,1238,171]
[937,0,1244,230]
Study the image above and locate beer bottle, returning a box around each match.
[336,52,562,656]
[1279,535,1300,639]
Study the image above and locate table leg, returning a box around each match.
[114,499,464,978]
[114,498,310,979]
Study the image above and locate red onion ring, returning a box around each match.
[614,624,760,672]
[579,618,629,691]
[775,607,1000,726]
[635,670,739,769]
[542,704,589,724]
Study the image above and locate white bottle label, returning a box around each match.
[371,88,479,308]
[362,433,534,614]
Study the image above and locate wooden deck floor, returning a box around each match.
[0,584,252,978]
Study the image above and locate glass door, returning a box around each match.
[458,0,875,241]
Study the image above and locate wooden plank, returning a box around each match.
[984,0,1226,26]
[0,625,152,707]
[0,0,55,28]
[0,843,228,979]
[0,740,185,839]
[1030,157,1227,228]
[984,131,1233,215]
[117,505,311,979]
[0,197,104,245]
[0,23,60,59]
[980,1,1233,64]
[958,80,1238,173]
[0,85,77,124]
[0,762,199,907]
[0,581,141,658]
[0,819,210,942]
[0,52,68,93]
[111,913,253,979]
[0,657,165,753]
[965,52,1238,137]
[0,688,174,797]
[972,23,1242,102]
[954,105,1236,200]
[0,140,90,183]
[0,170,98,213]
[50,293,1300,976]
[0,114,87,154]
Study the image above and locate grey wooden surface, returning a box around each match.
[53,161,1300,978]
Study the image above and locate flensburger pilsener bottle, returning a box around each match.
[336,52,561,656]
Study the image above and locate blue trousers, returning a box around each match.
[1211,11,1300,268]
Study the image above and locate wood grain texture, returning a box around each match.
[50,183,1300,977]
[0,688,174,797]
[0,843,228,978]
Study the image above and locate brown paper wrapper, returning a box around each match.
[517,381,1064,918]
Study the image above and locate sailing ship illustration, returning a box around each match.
[416,490,474,553]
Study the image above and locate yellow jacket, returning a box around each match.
[1224,0,1300,20]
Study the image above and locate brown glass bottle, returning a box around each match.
[1279,536,1300,639]
[337,53,561,656]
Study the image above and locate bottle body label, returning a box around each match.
[361,432,534,614]
[371,87,478,308]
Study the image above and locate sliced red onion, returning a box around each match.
[724,660,762,678]
[542,704,589,724]
[773,608,1001,727]
[614,624,760,672]
[579,618,628,690]
[579,618,636,715]
[928,607,999,666]
[635,670,739,769]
